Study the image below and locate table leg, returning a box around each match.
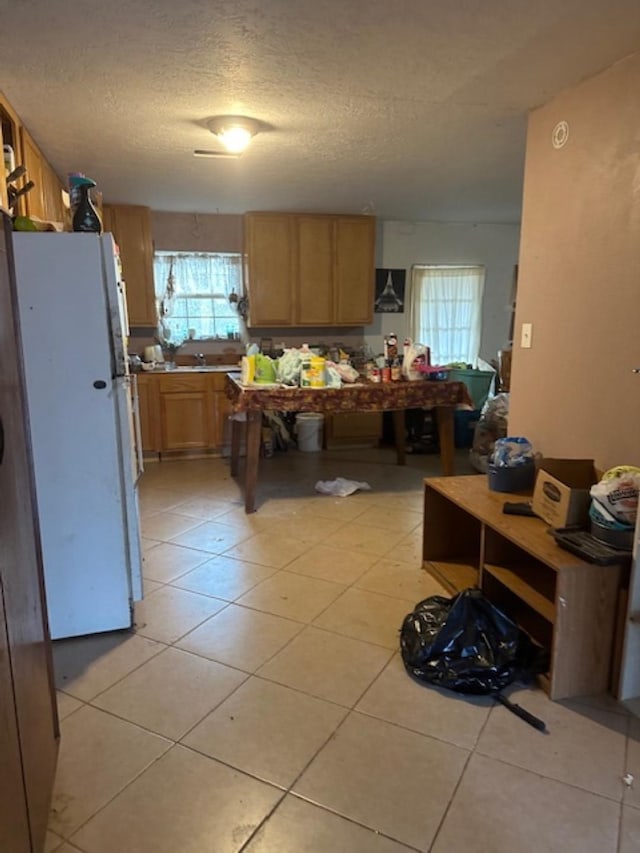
[230,416,241,476]
[436,406,455,475]
[393,410,406,465]
[244,409,262,513]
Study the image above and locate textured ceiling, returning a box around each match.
[2,0,640,223]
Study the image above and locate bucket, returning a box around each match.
[487,460,536,493]
[296,413,324,452]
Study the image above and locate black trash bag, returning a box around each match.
[400,588,549,730]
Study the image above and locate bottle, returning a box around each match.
[72,177,102,233]
[384,333,398,362]
[300,343,312,387]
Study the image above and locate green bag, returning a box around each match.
[254,353,277,383]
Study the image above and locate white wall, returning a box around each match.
[365,220,520,362]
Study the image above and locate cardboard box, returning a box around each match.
[532,458,598,528]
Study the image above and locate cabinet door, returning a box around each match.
[325,412,382,448]
[41,161,65,225]
[1,95,21,212]
[20,127,46,220]
[0,215,58,852]
[334,217,375,324]
[20,127,66,225]
[208,374,231,449]
[211,391,231,448]
[296,216,334,325]
[160,392,210,450]
[245,213,295,326]
[0,583,31,852]
[136,376,160,452]
[103,205,156,327]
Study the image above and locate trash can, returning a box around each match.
[296,413,324,452]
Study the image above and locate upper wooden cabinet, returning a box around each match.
[245,212,375,327]
[19,128,45,219]
[102,204,157,327]
[19,128,66,224]
[244,213,295,326]
[1,92,65,222]
[334,217,376,324]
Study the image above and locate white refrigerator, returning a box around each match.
[10,231,143,639]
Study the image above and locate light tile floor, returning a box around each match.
[48,447,640,852]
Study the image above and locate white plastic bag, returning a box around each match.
[315,477,372,497]
[590,472,640,526]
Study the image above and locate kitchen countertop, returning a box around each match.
[140,364,241,374]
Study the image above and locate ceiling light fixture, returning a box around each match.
[207,115,260,154]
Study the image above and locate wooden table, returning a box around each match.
[226,373,473,513]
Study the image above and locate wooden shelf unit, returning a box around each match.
[422,475,625,700]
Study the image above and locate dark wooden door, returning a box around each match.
[0,213,58,852]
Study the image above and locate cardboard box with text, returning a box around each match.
[532,458,598,528]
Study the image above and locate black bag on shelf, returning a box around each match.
[400,588,549,730]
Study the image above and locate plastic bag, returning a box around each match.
[325,363,342,388]
[315,477,372,497]
[334,361,360,383]
[590,471,640,526]
[491,436,534,467]
[469,392,509,473]
[402,340,429,381]
[400,590,549,731]
[276,348,302,385]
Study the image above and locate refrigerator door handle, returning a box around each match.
[130,374,144,482]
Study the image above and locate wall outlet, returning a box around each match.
[521,323,533,348]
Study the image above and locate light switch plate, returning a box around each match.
[521,323,533,348]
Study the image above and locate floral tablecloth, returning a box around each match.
[225,373,473,413]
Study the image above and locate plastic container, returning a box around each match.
[296,413,324,452]
[448,368,494,410]
[300,355,326,387]
[487,460,536,493]
[454,409,481,448]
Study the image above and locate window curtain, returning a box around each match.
[153,252,242,333]
[409,265,485,365]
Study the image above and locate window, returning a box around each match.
[153,251,242,342]
[409,265,485,365]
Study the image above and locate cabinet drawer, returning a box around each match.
[158,373,208,393]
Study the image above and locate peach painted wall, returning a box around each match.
[509,51,640,471]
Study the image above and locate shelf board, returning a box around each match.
[424,560,478,595]
[483,563,555,623]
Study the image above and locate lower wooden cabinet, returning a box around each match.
[136,374,160,452]
[137,371,232,455]
[324,412,382,448]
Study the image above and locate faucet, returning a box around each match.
[194,353,206,367]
